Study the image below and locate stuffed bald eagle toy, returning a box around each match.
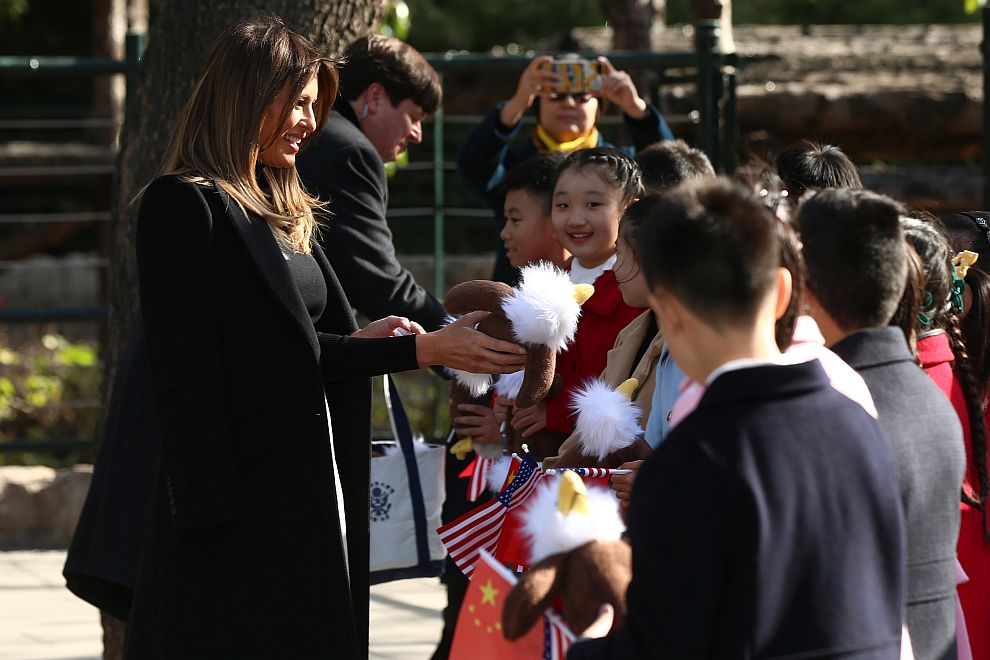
[445,263,593,462]
[501,471,631,640]
[549,377,652,469]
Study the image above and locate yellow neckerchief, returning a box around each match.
[532,123,600,153]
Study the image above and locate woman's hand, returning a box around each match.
[500,55,559,128]
[453,403,503,446]
[611,460,644,518]
[510,400,547,437]
[351,316,426,339]
[416,311,527,373]
[597,57,648,120]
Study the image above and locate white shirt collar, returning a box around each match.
[704,353,800,387]
[569,254,617,286]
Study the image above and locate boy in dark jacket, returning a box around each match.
[570,179,907,659]
[798,189,965,660]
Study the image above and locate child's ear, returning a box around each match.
[774,266,793,320]
[502,555,566,640]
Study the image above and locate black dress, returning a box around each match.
[122,175,416,659]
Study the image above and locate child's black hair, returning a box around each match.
[500,152,567,216]
[942,212,990,404]
[776,140,862,200]
[555,147,643,207]
[634,140,715,195]
[637,178,779,327]
[797,189,907,331]
[775,219,804,350]
[902,216,989,542]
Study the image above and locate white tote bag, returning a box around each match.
[369,375,446,583]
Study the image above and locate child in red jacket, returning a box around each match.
[511,148,646,443]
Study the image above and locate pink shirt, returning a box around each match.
[669,316,878,429]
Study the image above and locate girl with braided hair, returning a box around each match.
[901,216,989,659]
[508,148,646,453]
[940,212,990,660]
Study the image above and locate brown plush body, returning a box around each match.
[502,540,632,640]
[547,436,653,469]
[502,376,568,461]
[444,280,558,408]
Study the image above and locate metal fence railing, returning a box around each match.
[0,24,738,454]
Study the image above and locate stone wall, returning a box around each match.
[0,465,92,549]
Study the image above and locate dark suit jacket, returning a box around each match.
[570,361,906,659]
[832,327,966,660]
[296,102,447,331]
[123,175,418,659]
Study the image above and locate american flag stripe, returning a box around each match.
[467,455,490,502]
[445,511,505,559]
[506,471,543,510]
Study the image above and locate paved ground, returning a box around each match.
[0,551,446,659]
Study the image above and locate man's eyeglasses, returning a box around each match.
[546,92,594,104]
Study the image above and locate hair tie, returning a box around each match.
[950,250,978,313]
[917,291,935,328]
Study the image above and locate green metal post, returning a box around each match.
[983,8,990,208]
[696,20,721,170]
[723,69,738,174]
[433,73,445,299]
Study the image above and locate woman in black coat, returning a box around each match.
[118,18,525,659]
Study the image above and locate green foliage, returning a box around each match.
[404,0,605,52]
[0,333,101,466]
[667,0,978,24]
[381,0,412,40]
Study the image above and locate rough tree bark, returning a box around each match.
[605,0,665,51]
[105,0,388,389]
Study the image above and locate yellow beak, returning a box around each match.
[573,284,595,305]
[615,378,638,400]
[558,470,590,516]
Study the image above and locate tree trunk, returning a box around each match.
[105,0,387,389]
[91,0,126,147]
[605,0,665,51]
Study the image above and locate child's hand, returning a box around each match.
[597,57,648,120]
[500,56,559,127]
[510,401,547,437]
[453,403,503,446]
[493,395,514,423]
[611,460,644,518]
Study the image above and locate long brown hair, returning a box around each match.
[149,16,337,253]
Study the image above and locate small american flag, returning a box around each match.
[543,610,577,660]
[438,453,543,578]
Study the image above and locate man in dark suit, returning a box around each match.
[798,189,966,660]
[571,179,907,658]
[296,34,446,331]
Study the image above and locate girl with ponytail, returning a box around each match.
[902,216,989,659]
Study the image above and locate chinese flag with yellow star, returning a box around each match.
[449,550,545,659]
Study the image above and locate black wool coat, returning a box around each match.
[296,103,447,332]
[123,175,418,659]
[63,317,160,621]
[570,361,907,659]
[832,327,966,660]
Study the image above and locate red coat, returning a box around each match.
[918,334,990,659]
[545,269,646,433]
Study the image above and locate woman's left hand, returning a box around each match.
[352,316,426,339]
[597,57,649,120]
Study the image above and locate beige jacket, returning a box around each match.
[543,311,664,467]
